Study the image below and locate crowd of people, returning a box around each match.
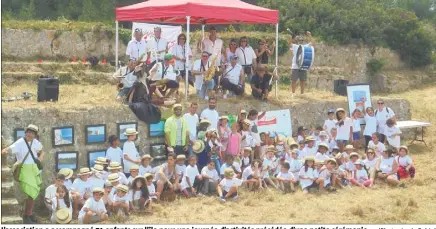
[1,96,416,224]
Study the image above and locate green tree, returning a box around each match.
[80,0,98,21]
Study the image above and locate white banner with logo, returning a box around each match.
[257,109,292,137]
[132,22,182,51]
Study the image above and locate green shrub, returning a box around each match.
[366,59,386,75]
[118,28,132,46]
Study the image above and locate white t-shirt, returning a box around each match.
[126,39,147,61]
[176,164,187,178]
[106,147,123,164]
[384,125,401,148]
[241,166,254,181]
[395,155,412,167]
[203,38,224,65]
[122,141,140,174]
[277,172,295,181]
[115,172,129,186]
[299,167,317,189]
[355,168,369,183]
[380,157,395,174]
[353,119,361,132]
[45,184,57,202]
[139,165,153,176]
[302,146,317,158]
[288,158,303,180]
[324,119,337,135]
[128,189,142,201]
[153,62,177,81]
[71,178,93,197]
[219,177,242,192]
[317,168,331,187]
[315,153,330,162]
[183,113,199,141]
[368,141,386,157]
[235,46,256,66]
[10,138,42,165]
[241,130,255,148]
[113,193,130,204]
[147,183,156,196]
[262,158,276,178]
[346,161,357,172]
[220,162,242,175]
[249,119,261,147]
[146,37,168,62]
[192,59,210,90]
[170,44,192,70]
[375,107,395,133]
[180,165,200,190]
[78,197,106,222]
[364,158,378,169]
[201,166,220,181]
[223,64,243,85]
[88,175,105,189]
[64,179,73,191]
[225,48,236,63]
[336,117,353,141]
[51,197,72,223]
[200,108,219,130]
[363,114,377,136]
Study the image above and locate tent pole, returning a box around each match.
[115,20,119,70]
[275,23,279,99]
[186,16,191,100]
[202,24,205,40]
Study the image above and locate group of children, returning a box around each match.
[43,106,415,224]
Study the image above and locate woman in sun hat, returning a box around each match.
[335,108,353,152]
[122,128,140,177]
[1,124,44,224]
[299,156,318,194]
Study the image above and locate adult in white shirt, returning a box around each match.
[2,124,43,224]
[225,39,238,64]
[200,98,220,129]
[235,36,257,81]
[170,33,193,87]
[334,108,353,152]
[183,103,199,156]
[149,53,180,98]
[221,55,244,98]
[146,27,168,67]
[288,31,314,96]
[375,99,395,143]
[126,28,147,62]
[191,51,215,100]
[201,26,223,66]
[113,58,138,100]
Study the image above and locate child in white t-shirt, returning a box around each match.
[396,146,415,179]
[324,109,337,138]
[350,160,371,188]
[351,109,362,149]
[108,162,129,185]
[127,165,140,186]
[128,177,150,212]
[45,174,66,211]
[50,185,72,223]
[106,135,123,164]
[302,137,317,158]
[71,168,93,216]
[299,156,318,194]
[315,143,330,161]
[368,133,386,157]
[78,188,108,224]
[217,168,242,202]
[139,154,153,176]
[317,158,337,192]
[176,155,187,183]
[262,149,279,190]
[181,156,202,198]
[288,150,303,182]
[102,182,113,214]
[112,185,130,216]
[384,118,402,151]
[277,162,296,193]
[241,159,263,191]
[122,129,140,175]
[145,173,159,201]
[201,160,220,195]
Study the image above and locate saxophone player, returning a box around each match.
[148,54,180,98]
[191,51,215,100]
[113,58,138,100]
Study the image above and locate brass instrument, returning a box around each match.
[204,53,219,81]
[117,52,147,91]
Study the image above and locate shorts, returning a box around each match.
[291,69,307,81]
[78,214,101,224]
[223,190,238,198]
[353,132,361,140]
[166,80,179,89]
[303,182,319,191]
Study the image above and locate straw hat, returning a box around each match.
[58,168,74,180]
[176,155,186,160]
[172,104,183,112]
[399,145,409,154]
[55,208,72,224]
[141,154,153,161]
[335,108,346,114]
[304,156,315,163]
[315,160,325,165]
[108,161,122,170]
[104,181,113,187]
[318,142,329,150]
[107,173,121,183]
[304,136,315,143]
[199,119,212,126]
[287,137,298,147]
[242,119,251,126]
[319,131,328,137]
[92,187,105,194]
[326,158,337,165]
[95,157,108,165]
[243,147,253,152]
[116,184,129,193]
[124,128,139,136]
[91,164,105,173]
[335,153,344,160]
[224,168,234,178]
[25,124,39,133]
[344,145,355,151]
[77,167,92,176]
[144,173,154,180]
[240,110,248,115]
[353,159,365,166]
[219,116,229,121]
[192,140,205,154]
[130,164,139,171]
[350,152,360,158]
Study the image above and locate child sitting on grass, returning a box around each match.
[220,155,242,178]
[262,148,279,190]
[217,168,242,202]
[51,185,72,224]
[396,146,415,179]
[112,185,130,216]
[181,155,202,198]
[129,176,150,212]
[71,168,93,217]
[200,160,220,195]
[127,165,140,185]
[145,173,159,201]
[78,187,108,224]
[299,156,318,194]
[102,181,113,214]
[176,154,187,183]
[242,159,263,191]
[139,154,153,176]
[277,162,296,193]
[350,160,371,188]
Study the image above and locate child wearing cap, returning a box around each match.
[175,155,187,182]
[396,146,415,179]
[241,160,263,191]
[350,160,371,188]
[139,155,153,176]
[129,176,150,212]
[122,129,141,177]
[112,185,130,216]
[181,155,203,198]
[288,150,303,183]
[324,109,338,138]
[106,135,123,164]
[45,174,66,211]
[50,185,72,223]
[217,168,242,202]
[71,168,94,217]
[127,165,140,185]
[299,157,318,194]
[315,143,330,161]
[220,155,242,178]
[227,122,242,157]
[78,188,108,224]
[368,133,386,157]
[277,162,296,193]
[200,160,220,195]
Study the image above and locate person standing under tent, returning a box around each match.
[255,39,275,65]
[146,27,168,70]
[224,39,239,64]
[170,33,194,87]
[192,51,215,100]
[288,31,314,97]
[200,27,224,66]
[235,36,257,82]
[126,28,147,63]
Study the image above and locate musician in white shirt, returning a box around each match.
[201,26,223,66]
[221,55,244,98]
[146,27,168,68]
[113,58,138,100]
[288,31,314,97]
[126,28,147,62]
[170,33,194,87]
[235,36,257,81]
[149,53,180,98]
[191,51,215,100]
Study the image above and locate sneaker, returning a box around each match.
[219,196,226,202]
[232,195,239,200]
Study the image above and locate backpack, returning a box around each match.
[128,82,162,124]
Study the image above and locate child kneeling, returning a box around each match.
[78,187,108,224]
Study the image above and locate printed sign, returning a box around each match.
[132,22,182,51]
[346,84,372,125]
[257,109,292,137]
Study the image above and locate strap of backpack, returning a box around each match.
[23,139,36,163]
[20,138,32,164]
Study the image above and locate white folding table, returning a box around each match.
[396,120,431,146]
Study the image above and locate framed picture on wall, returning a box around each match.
[56,151,79,171]
[87,150,106,168]
[52,126,75,147]
[14,128,25,142]
[150,143,166,160]
[117,122,138,142]
[85,124,106,145]
[148,121,165,137]
[346,84,372,125]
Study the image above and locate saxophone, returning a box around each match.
[204,53,219,81]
